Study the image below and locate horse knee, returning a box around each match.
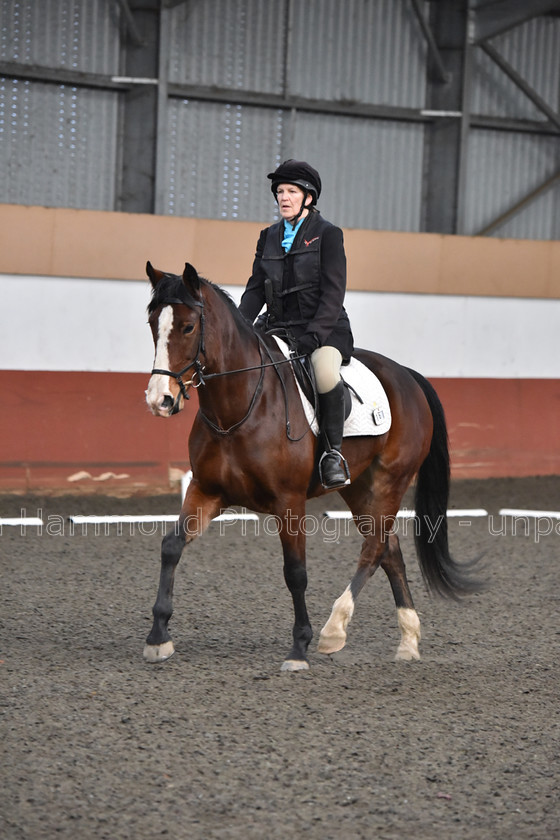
[161,530,185,565]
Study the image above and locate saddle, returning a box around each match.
[266,331,392,438]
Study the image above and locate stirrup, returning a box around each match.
[319,450,351,489]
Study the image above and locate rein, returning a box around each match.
[151,296,313,437]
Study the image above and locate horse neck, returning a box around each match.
[198,287,262,417]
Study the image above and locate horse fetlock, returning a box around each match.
[317,587,355,654]
[395,607,421,661]
[317,628,347,655]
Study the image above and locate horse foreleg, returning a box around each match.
[381,533,421,661]
[280,521,313,672]
[143,483,221,663]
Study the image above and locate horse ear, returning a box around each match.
[146,261,164,288]
[183,262,201,294]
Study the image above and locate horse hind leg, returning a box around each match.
[317,513,384,655]
[382,533,421,661]
[317,566,369,654]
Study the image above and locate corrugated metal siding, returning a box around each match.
[293,112,425,230]
[162,99,284,220]
[290,0,428,107]
[0,77,118,209]
[164,0,427,228]
[168,0,428,105]
[0,0,121,74]
[465,15,560,240]
[0,0,558,238]
[161,99,425,229]
[0,0,120,210]
[168,0,286,92]
[471,16,560,121]
[463,130,560,239]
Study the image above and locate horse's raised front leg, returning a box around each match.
[381,533,421,661]
[143,481,221,663]
[279,509,313,672]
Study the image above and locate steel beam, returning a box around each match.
[408,0,450,83]
[115,0,145,46]
[479,41,560,132]
[422,0,471,234]
[475,168,560,236]
[118,0,160,213]
[473,0,560,43]
[0,60,130,91]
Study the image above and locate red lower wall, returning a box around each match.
[1,371,559,492]
[0,371,197,493]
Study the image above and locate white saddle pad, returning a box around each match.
[273,337,392,438]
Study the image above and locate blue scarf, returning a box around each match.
[281,217,305,253]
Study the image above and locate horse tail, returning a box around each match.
[406,368,482,600]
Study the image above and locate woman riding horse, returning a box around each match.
[239,160,353,490]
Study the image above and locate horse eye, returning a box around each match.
[182,324,194,335]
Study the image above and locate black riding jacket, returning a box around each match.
[239,210,354,359]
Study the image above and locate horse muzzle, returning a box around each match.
[145,377,184,417]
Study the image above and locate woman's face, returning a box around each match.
[276,183,313,221]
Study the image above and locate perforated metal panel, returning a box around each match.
[163,99,284,220]
[1,0,559,238]
[0,78,119,209]
[168,0,286,93]
[0,0,120,73]
[162,0,428,228]
[0,0,120,210]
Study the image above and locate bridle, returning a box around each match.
[150,294,316,437]
[150,296,207,415]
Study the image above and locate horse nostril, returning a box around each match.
[161,395,174,411]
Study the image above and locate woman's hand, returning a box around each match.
[296,333,319,356]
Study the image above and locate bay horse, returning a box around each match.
[144,262,480,670]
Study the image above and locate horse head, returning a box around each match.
[145,261,205,417]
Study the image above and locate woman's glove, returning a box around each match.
[296,333,319,356]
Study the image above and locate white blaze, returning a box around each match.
[146,306,174,411]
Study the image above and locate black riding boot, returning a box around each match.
[318,381,351,489]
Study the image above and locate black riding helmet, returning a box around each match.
[267,159,322,203]
[267,160,322,226]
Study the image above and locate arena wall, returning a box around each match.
[1,205,559,492]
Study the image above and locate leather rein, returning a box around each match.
[150,297,312,437]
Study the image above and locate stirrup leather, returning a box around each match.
[319,449,351,488]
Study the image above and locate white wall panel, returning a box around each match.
[3,276,558,379]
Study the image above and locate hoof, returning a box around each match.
[395,643,421,661]
[317,631,346,655]
[143,640,175,663]
[281,659,310,672]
